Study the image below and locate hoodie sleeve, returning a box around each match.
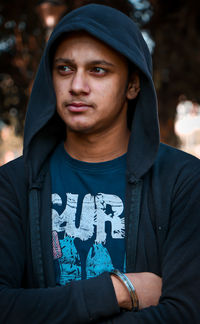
[99,164,200,323]
[0,165,120,324]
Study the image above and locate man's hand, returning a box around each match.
[111,272,162,311]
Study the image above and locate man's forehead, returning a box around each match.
[55,30,108,50]
[53,30,128,65]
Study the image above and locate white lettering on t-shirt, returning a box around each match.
[52,193,125,244]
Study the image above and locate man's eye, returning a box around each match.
[91,67,106,74]
[57,65,72,73]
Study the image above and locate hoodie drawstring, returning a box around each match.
[29,186,45,287]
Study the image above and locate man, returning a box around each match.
[0,4,200,323]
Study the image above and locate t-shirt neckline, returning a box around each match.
[59,142,127,173]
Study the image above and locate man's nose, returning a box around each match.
[69,71,90,95]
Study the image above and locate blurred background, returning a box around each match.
[0,0,200,166]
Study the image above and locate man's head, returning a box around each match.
[24,4,159,176]
[52,31,140,135]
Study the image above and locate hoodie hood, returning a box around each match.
[24,4,160,184]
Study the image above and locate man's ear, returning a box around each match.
[126,72,140,100]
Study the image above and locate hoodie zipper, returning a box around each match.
[125,177,143,272]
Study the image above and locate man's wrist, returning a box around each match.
[110,270,139,311]
[110,273,132,310]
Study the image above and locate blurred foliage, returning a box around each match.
[0,0,200,146]
[148,0,200,145]
[0,0,45,135]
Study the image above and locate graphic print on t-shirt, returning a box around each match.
[52,192,125,285]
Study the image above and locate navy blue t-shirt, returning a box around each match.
[50,143,126,285]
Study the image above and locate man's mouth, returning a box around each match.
[66,102,93,112]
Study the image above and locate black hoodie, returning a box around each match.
[0,4,200,324]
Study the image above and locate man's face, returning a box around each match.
[52,32,139,135]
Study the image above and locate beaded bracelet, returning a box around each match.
[110,269,139,311]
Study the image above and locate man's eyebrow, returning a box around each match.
[88,60,115,67]
[54,58,75,64]
[53,58,115,67]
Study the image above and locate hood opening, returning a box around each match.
[24,4,160,184]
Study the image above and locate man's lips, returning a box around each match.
[65,102,93,112]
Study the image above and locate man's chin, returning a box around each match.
[67,124,94,135]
